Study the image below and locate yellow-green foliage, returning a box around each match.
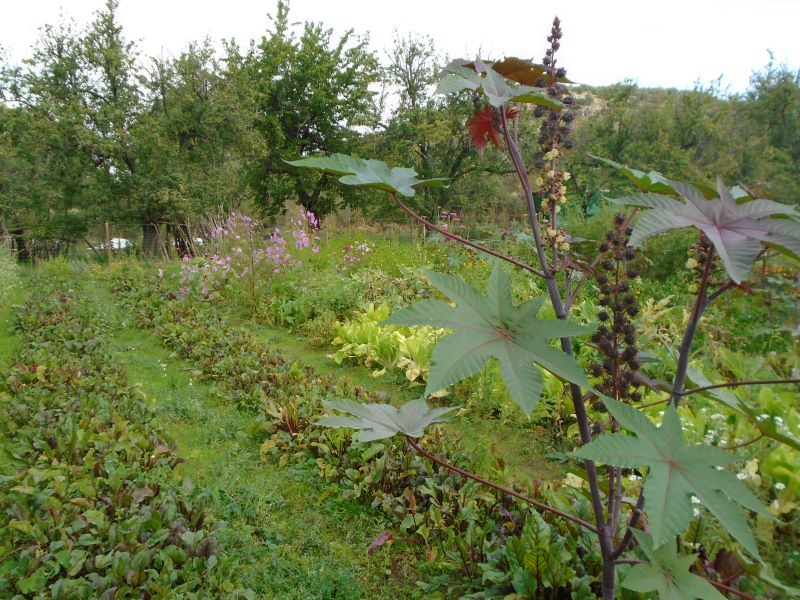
[328,302,445,386]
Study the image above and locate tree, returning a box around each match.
[241,1,381,217]
[79,0,153,252]
[374,35,525,219]
[741,56,800,200]
[0,18,97,247]
[136,40,251,246]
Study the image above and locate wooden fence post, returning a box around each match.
[105,222,113,265]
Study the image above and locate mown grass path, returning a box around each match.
[87,282,424,599]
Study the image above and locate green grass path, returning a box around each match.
[87,283,423,599]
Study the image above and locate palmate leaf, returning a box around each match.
[573,397,770,557]
[443,57,573,86]
[468,105,519,155]
[686,367,800,452]
[385,264,591,416]
[317,398,458,441]
[284,154,449,198]
[611,175,800,283]
[436,59,563,109]
[596,155,756,201]
[622,530,726,600]
[591,156,679,195]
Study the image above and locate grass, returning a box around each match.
[0,272,27,363]
[85,282,427,599]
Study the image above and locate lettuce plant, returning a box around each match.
[289,18,800,599]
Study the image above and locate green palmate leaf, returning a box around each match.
[573,397,770,557]
[686,368,800,452]
[436,59,563,109]
[385,264,590,416]
[317,398,458,441]
[622,530,726,600]
[285,154,449,198]
[611,176,800,283]
[592,156,677,195]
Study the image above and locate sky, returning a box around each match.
[1,0,798,93]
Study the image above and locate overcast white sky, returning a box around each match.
[1,0,798,92]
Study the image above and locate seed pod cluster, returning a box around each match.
[589,214,642,411]
[544,226,570,251]
[536,17,575,154]
[533,17,576,221]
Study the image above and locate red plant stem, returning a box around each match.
[499,112,614,598]
[680,378,800,396]
[637,397,669,410]
[708,581,758,600]
[707,278,736,303]
[390,194,546,278]
[610,493,645,560]
[405,436,600,535]
[725,434,765,451]
[670,243,716,406]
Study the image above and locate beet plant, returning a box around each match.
[288,18,800,599]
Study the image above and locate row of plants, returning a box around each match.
[106,262,621,597]
[0,272,249,598]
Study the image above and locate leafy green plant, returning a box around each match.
[328,302,444,384]
[0,274,250,598]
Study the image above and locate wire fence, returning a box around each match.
[1,200,514,263]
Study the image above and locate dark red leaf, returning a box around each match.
[468,106,520,155]
[442,57,572,85]
[367,531,395,555]
[468,106,498,155]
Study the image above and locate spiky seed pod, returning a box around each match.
[590,213,643,411]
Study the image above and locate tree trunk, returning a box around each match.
[142,222,160,259]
